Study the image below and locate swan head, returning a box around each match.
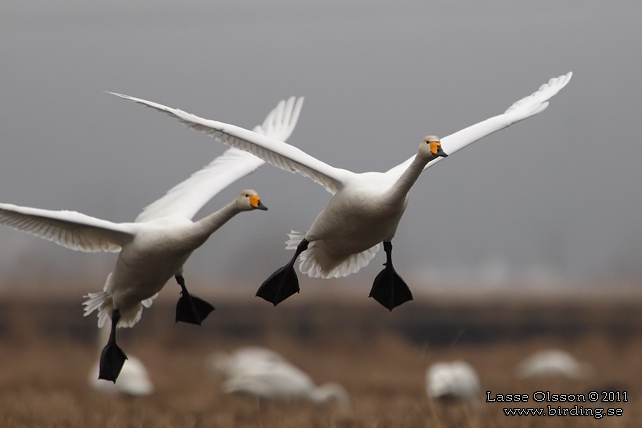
[310,382,351,410]
[421,135,447,158]
[237,189,268,211]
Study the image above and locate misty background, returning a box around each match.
[0,0,641,296]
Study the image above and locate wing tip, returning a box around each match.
[549,71,573,91]
[504,71,573,115]
[106,91,130,100]
[560,71,573,89]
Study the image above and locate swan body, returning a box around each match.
[516,349,592,379]
[0,97,303,380]
[111,72,572,308]
[297,144,435,278]
[427,361,480,402]
[208,347,288,379]
[83,191,265,328]
[212,347,350,407]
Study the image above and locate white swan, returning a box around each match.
[427,361,480,402]
[0,96,303,381]
[88,326,154,396]
[111,72,572,310]
[211,347,350,408]
[516,349,593,379]
[208,346,288,379]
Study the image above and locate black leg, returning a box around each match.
[99,309,128,382]
[369,241,413,311]
[175,274,215,325]
[256,239,309,306]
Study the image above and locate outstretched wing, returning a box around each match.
[386,72,573,176]
[0,203,137,252]
[135,97,303,223]
[110,93,352,195]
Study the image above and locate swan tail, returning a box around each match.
[83,290,147,329]
[285,230,380,278]
[285,230,381,278]
[285,230,307,250]
[303,243,380,278]
[83,291,113,328]
[141,293,158,308]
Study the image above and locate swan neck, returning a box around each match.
[308,388,335,404]
[309,384,350,407]
[193,200,241,238]
[388,153,431,200]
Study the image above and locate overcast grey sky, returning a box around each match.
[1,0,641,294]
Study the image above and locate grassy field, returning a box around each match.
[0,290,640,427]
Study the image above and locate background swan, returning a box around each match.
[111,72,572,310]
[0,97,302,381]
[211,347,350,408]
[426,361,480,402]
[516,349,593,379]
[88,325,154,396]
[207,346,288,380]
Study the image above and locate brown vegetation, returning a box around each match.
[0,291,640,427]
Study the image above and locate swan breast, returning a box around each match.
[307,174,407,250]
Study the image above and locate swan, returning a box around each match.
[110,72,572,310]
[516,349,593,379]
[207,346,288,379]
[427,361,480,402]
[211,347,350,408]
[88,325,154,396]
[0,96,303,382]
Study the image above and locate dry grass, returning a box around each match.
[0,292,640,427]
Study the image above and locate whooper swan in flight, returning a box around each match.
[0,96,303,381]
[111,72,572,310]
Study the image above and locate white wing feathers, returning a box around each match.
[109,93,350,195]
[286,231,380,278]
[135,97,301,223]
[135,150,263,223]
[252,96,302,143]
[0,203,137,252]
[441,72,573,157]
[0,96,304,249]
[112,72,571,196]
[387,72,573,175]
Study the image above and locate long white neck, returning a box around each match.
[308,383,350,408]
[386,152,434,203]
[191,200,242,241]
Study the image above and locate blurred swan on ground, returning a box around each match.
[89,327,153,396]
[208,346,288,379]
[427,361,480,402]
[210,347,350,408]
[516,349,593,379]
[111,72,572,311]
[0,97,302,382]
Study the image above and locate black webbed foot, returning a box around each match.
[369,241,413,311]
[370,262,413,311]
[99,342,128,382]
[256,264,300,305]
[175,275,215,325]
[256,239,309,306]
[176,292,215,325]
[99,309,128,382]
